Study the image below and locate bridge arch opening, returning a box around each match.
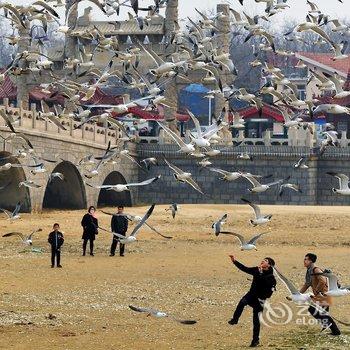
[0,151,31,212]
[97,171,132,207]
[43,161,86,210]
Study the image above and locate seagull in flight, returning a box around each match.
[2,228,42,245]
[278,183,302,197]
[241,198,272,226]
[212,214,228,235]
[101,208,172,239]
[164,158,204,195]
[327,172,350,195]
[129,305,197,325]
[87,175,161,192]
[294,157,309,169]
[273,267,313,304]
[165,203,179,219]
[242,174,289,193]
[319,270,350,297]
[99,204,157,244]
[157,122,195,154]
[0,202,21,220]
[229,231,269,250]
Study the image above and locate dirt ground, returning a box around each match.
[0,204,350,350]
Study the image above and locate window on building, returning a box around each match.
[297,84,306,100]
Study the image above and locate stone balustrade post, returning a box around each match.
[70,119,73,137]
[30,103,37,129]
[263,130,271,146]
[159,129,165,144]
[238,129,245,142]
[340,131,347,147]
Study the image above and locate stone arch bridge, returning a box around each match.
[0,100,138,212]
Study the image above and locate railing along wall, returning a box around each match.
[0,98,121,145]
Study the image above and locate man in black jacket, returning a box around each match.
[48,223,64,268]
[110,205,128,257]
[228,255,277,348]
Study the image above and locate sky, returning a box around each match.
[6,0,350,24]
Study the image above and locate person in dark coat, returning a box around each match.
[110,205,128,257]
[228,255,277,348]
[81,206,98,256]
[48,223,64,268]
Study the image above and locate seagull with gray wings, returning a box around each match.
[230,231,269,251]
[241,198,272,226]
[129,305,197,325]
[2,228,42,245]
[327,172,350,195]
[319,270,350,297]
[87,175,160,192]
[0,202,22,220]
[278,183,302,197]
[242,174,289,193]
[212,214,228,235]
[99,204,157,244]
[273,267,313,304]
[164,158,204,195]
[165,203,179,219]
[294,157,309,169]
[101,208,172,239]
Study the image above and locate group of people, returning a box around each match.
[230,253,341,347]
[80,205,129,257]
[46,207,341,348]
[47,205,129,267]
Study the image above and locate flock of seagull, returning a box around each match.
[0,0,350,327]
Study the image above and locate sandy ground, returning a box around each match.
[0,204,350,350]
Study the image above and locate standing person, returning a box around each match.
[48,223,64,268]
[110,205,128,257]
[81,206,98,256]
[300,253,341,335]
[228,255,277,348]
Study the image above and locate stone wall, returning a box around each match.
[135,144,350,206]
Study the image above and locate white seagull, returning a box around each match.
[101,204,156,244]
[241,198,272,226]
[327,172,350,195]
[2,228,42,245]
[321,271,350,297]
[273,267,313,304]
[279,183,302,197]
[165,203,179,219]
[129,305,197,325]
[242,174,288,193]
[87,176,161,192]
[0,202,22,220]
[294,157,309,169]
[212,214,228,235]
[157,122,195,154]
[230,231,269,251]
[101,209,172,239]
[164,158,204,195]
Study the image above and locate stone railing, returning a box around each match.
[148,127,316,147]
[142,126,350,149]
[0,98,120,145]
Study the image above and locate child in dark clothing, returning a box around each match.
[48,223,64,268]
